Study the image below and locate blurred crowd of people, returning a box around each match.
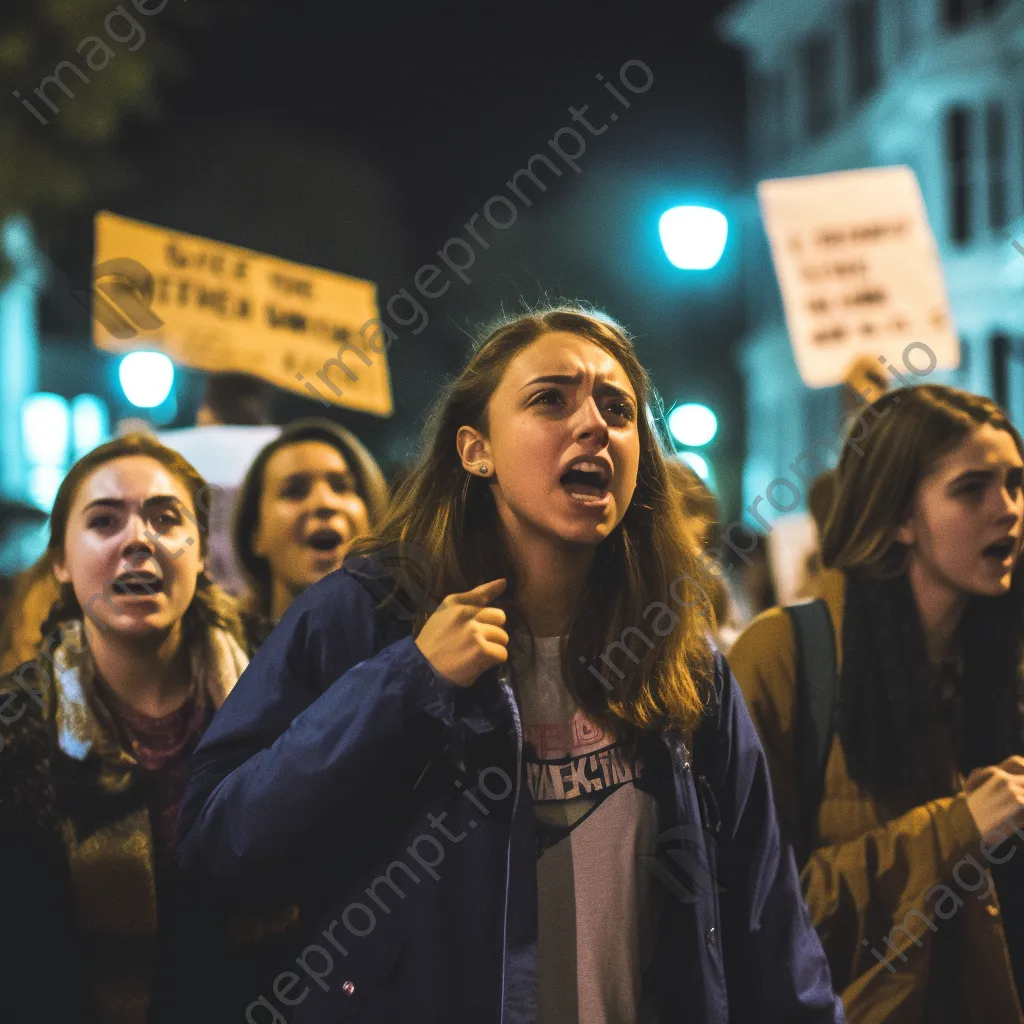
[1,306,1022,1024]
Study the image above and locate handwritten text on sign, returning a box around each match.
[758,167,959,388]
[91,212,393,416]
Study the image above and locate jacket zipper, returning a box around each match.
[498,668,523,1024]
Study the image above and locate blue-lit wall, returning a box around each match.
[0,216,42,502]
[721,0,1024,515]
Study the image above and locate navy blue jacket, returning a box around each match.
[178,559,844,1023]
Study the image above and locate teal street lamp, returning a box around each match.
[658,205,729,270]
[119,352,174,408]
[668,403,718,447]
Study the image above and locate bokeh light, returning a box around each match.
[668,403,718,447]
[678,451,711,482]
[659,206,729,270]
[119,352,175,408]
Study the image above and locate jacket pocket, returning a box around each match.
[290,931,407,1023]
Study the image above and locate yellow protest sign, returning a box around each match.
[91,211,393,416]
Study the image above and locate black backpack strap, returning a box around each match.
[784,599,838,860]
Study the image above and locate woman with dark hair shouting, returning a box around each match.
[729,383,1024,1023]
[178,306,843,1023]
[231,418,388,643]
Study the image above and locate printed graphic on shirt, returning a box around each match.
[515,635,661,1024]
[524,709,646,856]
[526,743,644,802]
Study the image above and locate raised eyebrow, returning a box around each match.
[141,495,186,509]
[522,372,585,390]
[82,495,184,514]
[82,498,125,513]
[522,373,635,399]
[596,381,636,403]
[949,468,997,486]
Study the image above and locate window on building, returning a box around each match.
[947,107,972,244]
[986,103,1008,229]
[946,0,1004,25]
[848,0,879,101]
[991,333,1009,409]
[769,73,786,159]
[751,70,785,167]
[944,0,967,24]
[892,0,913,59]
[802,33,835,137]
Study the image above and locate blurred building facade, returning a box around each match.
[721,0,1024,509]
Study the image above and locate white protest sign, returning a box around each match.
[758,167,959,388]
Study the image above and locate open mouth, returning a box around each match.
[560,463,611,504]
[982,537,1016,564]
[306,527,344,553]
[113,571,163,597]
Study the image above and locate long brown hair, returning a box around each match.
[348,305,716,743]
[40,433,244,648]
[822,384,1024,791]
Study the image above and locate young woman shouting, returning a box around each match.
[179,307,843,1023]
[0,434,267,1024]
[730,384,1024,1023]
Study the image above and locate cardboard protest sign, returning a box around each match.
[758,167,959,388]
[91,212,393,416]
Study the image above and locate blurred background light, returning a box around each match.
[119,352,174,408]
[72,394,110,460]
[21,392,69,467]
[659,205,729,270]
[26,465,64,511]
[21,392,70,510]
[668,402,718,447]
[679,451,711,482]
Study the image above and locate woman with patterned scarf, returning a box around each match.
[0,434,283,1024]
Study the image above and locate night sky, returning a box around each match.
[48,0,747,508]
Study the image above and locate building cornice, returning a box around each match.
[718,0,837,64]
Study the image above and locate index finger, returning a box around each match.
[1000,755,1024,775]
[452,578,508,605]
[964,766,997,793]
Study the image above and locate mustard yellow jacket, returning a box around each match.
[728,568,1023,1024]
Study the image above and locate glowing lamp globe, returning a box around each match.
[119,352,174,408]
[659,206,729,270]
[668,403,718,447]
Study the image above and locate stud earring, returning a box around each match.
[479,465,489,475]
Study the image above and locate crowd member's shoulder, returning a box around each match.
[0,655,55,732]
[249,555,416,682]
[725,605,798,709]
[0,657,60,828]
[240,609,274,654]
[294,557,395,635]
